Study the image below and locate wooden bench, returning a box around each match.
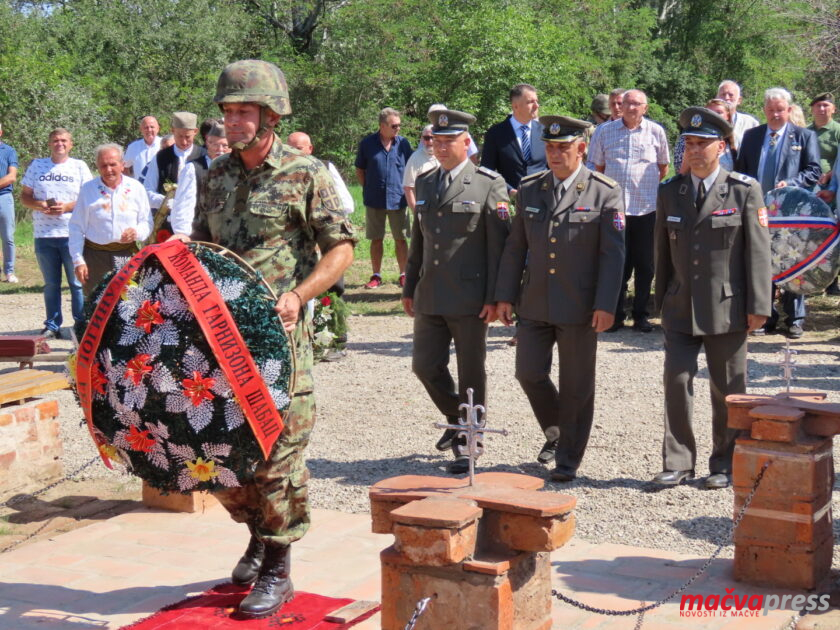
[0,369,69,406]
[0,334,69,370]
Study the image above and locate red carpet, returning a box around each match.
[121,583,379,629]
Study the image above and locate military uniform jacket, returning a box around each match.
[654,169,771,336]
[495,167,625,325]
[402,161,510,316]
[191,135,357,393]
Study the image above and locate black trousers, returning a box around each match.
[614,211,655,321]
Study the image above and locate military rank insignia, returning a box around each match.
[613,211,626,231]
[496,201,510,220]
[758,206,769,228]
[712,208,737,216]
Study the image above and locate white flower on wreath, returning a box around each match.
[164,345,231,433]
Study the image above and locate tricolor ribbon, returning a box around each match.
[769,216,840,284]
[75,240,285,467]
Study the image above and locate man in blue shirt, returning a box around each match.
[0,122,19,283]
[355,107,413,288]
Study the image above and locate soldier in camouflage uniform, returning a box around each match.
[191,59,355,619]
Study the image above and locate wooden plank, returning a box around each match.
[0,370,69,405]
[324,601,380,624]
[0,353,70,364]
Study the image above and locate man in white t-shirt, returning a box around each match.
[124,116,161,179]
[716,80,759,149]
[21,128,93,339]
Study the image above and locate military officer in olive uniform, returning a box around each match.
[496,116,625,482]
[652,107,771,489]
[402,109,510,474]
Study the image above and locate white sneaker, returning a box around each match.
[4,273,18,283]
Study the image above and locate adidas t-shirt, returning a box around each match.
[22,157,93,238]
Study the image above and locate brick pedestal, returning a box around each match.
[141,481,220,513]
[727,393,836,590]
[370,472,574,630]
[0,398,63,496]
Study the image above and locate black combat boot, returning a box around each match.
[238,544,294,618]
[230,528,265,585]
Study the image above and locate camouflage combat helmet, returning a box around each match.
[214,59,291,116]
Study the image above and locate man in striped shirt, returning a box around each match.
[589,89,670,333]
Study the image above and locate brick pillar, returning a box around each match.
[727,394,836,590]
[370,472,574,630]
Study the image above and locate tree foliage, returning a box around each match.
[0,0,825,192]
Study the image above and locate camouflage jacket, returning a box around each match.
[193,133,356,291]
[192,133,356,393]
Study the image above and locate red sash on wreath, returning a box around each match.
[75,240,284,467]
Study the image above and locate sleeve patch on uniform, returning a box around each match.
[496,201,510,220]
[758,206,769,228]
[318,185,342,212]
[613,211,626,231]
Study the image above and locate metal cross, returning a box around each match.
[434,387,508,485]
[774,339,798,394]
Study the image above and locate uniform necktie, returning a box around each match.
[695,181,706,210]
[520,124,532,163]
[555,182,564,205]
[437,169,451,197]
[760,132,779,194]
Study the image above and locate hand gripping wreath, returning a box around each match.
[69,240,295,493]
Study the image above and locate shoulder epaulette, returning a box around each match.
[728,171,756,185]
[591,171,618,188]
[519,170,547,185]
[477,166,501,179]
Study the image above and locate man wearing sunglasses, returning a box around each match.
[355,107,413,289]
[403,123,437,213]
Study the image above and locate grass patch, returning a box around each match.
[0,218,45,295]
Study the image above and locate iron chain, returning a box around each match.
[403,596,432,630]
[0,456,100,554]
[552,461,772,626]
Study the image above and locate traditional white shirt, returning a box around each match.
[169,162,198,235]
[70,175,152,266]
[21,157,93,238]
[327,161,354,217]
[124,136,161,179]
[143,144,193,209]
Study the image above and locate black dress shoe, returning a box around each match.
[605,321,625,333]
[827,279,840,296]
[633,317,654,333]
[231,532,265,585]
[537,439,558,464]
[704,473,731,489]
[435,425,458,451]
[447,457,469,474]
[238,544,294,618]
[549,466,576,482]
[651,470,694,486]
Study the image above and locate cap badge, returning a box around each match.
[549,123,561,135]
[690,114,703,128]
[439,114,448,127]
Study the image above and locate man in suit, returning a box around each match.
[496,116,625,482]
[143,112,208,213]
[653,107,771,489]
[480,84,547,195]
[735,87,821,338]
[402,109,510,474]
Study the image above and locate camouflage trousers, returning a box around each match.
[214,322,315,546]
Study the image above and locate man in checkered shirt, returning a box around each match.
[589,89,670,333]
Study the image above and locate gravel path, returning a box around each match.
[3,292,840,564]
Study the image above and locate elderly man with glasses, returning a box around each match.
[355,107,413,289]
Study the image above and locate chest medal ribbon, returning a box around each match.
[70,240,294,493]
